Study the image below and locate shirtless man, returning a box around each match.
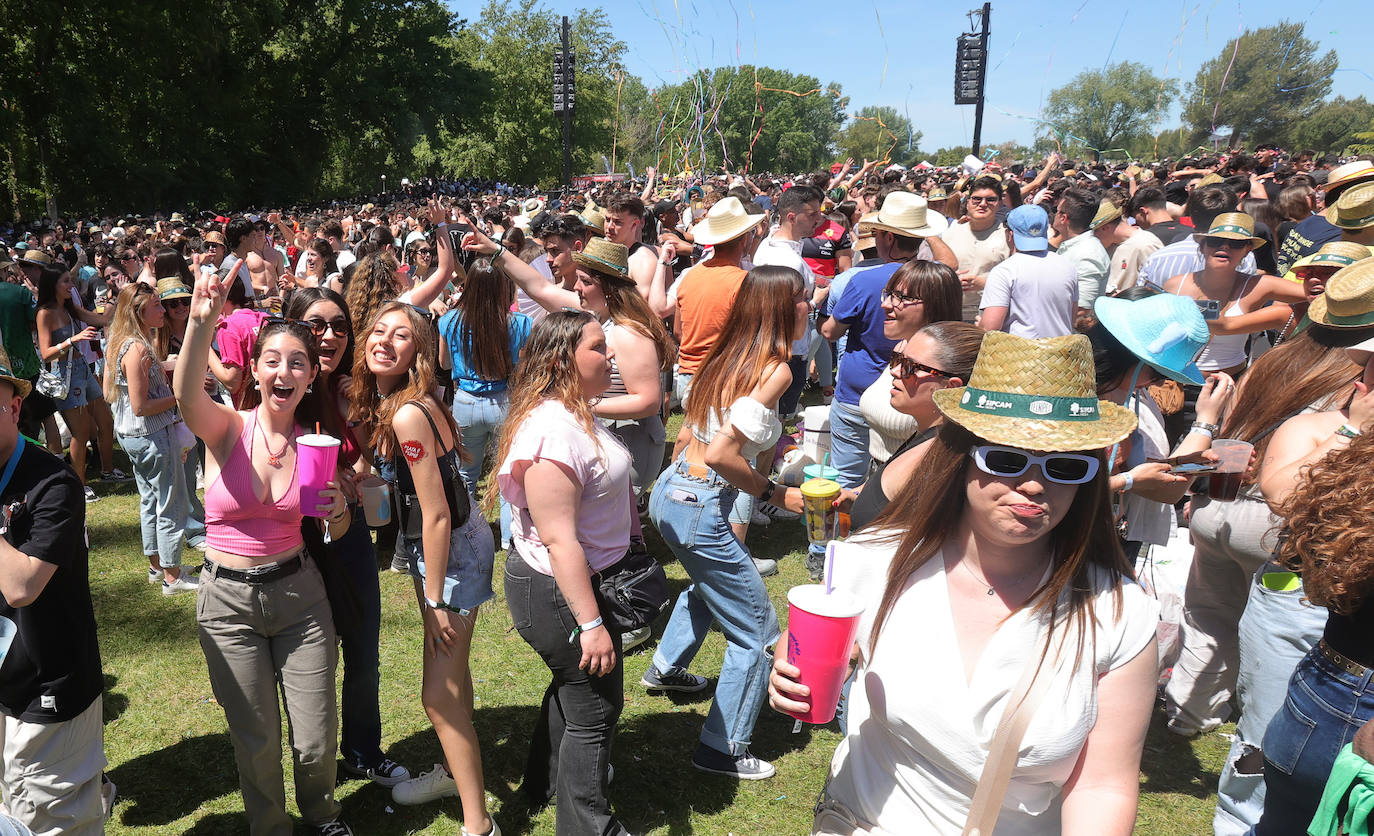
[222,218,265,301]
[254,218,286,282]
[603,193,659,299]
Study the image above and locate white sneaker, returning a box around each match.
[392,764,459,805]
[749,509,771,527]
[461,819,502,836]
[622,626,651,653]
[162,571,199,596]
[147,567,161,584]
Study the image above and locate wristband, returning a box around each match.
[1335,423,1362,439]
[424,596,446,611]
[568,615,604,644]
[1191,420,1220,435]
[1120,472,1134,494]
[1188,425,1214,439]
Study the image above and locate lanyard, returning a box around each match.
[0,437,23,498]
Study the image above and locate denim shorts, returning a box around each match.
[54,360,100,411]
[399,506,496,614]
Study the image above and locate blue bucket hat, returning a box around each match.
[1006,204,1049,252]
[1093,292,1209,385]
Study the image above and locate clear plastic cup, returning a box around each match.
[358,475,392,528]
[801,478,841,544]
[1208,439,1253,501]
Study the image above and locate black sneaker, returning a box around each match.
[342,755,411,788]
[315,819,354,836]
[640,664,709,693]
[691,742,775,780]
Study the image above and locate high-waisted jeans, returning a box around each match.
[649,459,780,756]
[451,387,512,545]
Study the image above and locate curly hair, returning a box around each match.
[1277,431,1374,616]
[348,302,458,460]
[344,251,403,342]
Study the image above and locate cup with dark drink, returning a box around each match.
[1208,439,1253,501]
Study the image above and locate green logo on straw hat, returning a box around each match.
[960,388,1099,420]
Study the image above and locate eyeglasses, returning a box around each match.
[302,317,350,338]
[970,445,1100,485]
[967,196,999,204]
[889,351,951,381]
[880,288,923,308]
[1202,236,1248,250]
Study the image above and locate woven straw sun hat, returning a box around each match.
[1290,241,1372,276]
[579,203,606,234]
[571,237,633,284]
[1088,200,1123,231]
[856,191,948,239]
[932,331,1137,452]
[1093,292,1210,385]
[1192,212,1267,249]
[689,197,765,246]
[0,345,31,398]
[157,276,192,301]
[1307,259,1374,328]
[1319,160,1374,196]
[1325,182,1374,230]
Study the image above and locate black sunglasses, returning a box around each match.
[1202,236,1248,250]
[302,317,350,338]
[889,350,952,381]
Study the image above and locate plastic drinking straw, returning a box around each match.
[824,542,838,595]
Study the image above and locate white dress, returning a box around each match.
[823,532,1159,834]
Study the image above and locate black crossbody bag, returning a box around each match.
[591,504,670,631]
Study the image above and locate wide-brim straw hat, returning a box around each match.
[203,230,227,247]
[1093,293,1209,385]
[856,191,948,239]
[580,203,606,234]
[1320,160,1374,196]
[1089,200,1123,231]
[1290,241,1372,274]
[523,198,546,216]
[932,331,1137,452]
[0,345,31,398]
[1325,182,1374,230]
[689,197,764,246]
[1192,212,1267,249]
[1308,260,1374,328]
[157,276,192,300]
[571,237,634,284]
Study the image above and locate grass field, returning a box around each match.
[84,408,1233,835]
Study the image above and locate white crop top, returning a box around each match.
[690,396,783,459]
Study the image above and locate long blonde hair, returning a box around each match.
[348,301,458,459]
[483,309,600,514]
[102,283,163,403]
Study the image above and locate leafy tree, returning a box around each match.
[1284,96,1374,155]
[836,106,919,167]
[1182,21,1337,148]
[1041,61,1177,161]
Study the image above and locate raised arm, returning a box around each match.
[405,200,457,309]
[174,270,239,451]
[648,241,677,318]
[458,214,578,311]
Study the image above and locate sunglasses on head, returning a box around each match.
[889,350,951,381]
[1202,236,1248,250]
[970,445,1100,485]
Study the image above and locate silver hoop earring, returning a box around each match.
[305,384,313,393]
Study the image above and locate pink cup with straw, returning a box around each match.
[784,545,864,724]
[296,433,341,517]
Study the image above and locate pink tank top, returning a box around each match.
[204,410,305,556]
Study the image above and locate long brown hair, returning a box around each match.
[102,283,162,403]
[344,251,403,342]
[484,309,601,514]
[1278,431,1374,615]
[1222,326,1361,461]
[866,422,1129,667]
[585,267,672,371]
[683,264,802,428]
[449,257,517,381]
[349,301,458,459]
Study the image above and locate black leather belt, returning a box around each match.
[1318,639,1372,678]
[204,554,303,585]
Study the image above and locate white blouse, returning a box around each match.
[823,532,1159,834]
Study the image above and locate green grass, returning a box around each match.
[86,406,1231,834]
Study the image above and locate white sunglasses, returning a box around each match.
[970,445,1100,485]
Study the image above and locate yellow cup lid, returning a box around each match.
[800,478,841,498]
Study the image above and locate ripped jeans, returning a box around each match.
[1213,561,1327,836]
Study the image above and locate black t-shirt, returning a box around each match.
[1253,221,1278,275]
[1324,599,1374,668]
[1277,214,1341,276]
[0,440,101,723]
[1146,220,1192,246]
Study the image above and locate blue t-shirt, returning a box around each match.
[438,309,532,395]
[831,262,901,406]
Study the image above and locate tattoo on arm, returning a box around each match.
[401,439,426,463]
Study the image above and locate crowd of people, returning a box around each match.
[1,143,1373,836]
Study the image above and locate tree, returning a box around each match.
[1182,21,1337,149]
[836,106,919,167]
[1284,96,1374,155]
[1040,61,1177,161]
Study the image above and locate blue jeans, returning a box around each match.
[184,438,206,548]
[1250,644,1374,836]
[649,460,780,756]
[118,426,188,568]
[1214,562,1327,835]
[318,515,385,768]
[450,387,511,545]
[827,400,870,489]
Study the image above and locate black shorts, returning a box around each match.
[18,375,58,438]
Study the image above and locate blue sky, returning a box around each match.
[576,0,1373,154]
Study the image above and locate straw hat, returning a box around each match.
[932,331,1137,451]
[1093,292,1209,385]
[1194,172,1225,188]
[1308,260,1374,328]
[855,191,948,239]
[0,345,31,398]
[926,186,949,202]
[1290,241,1372,275]
[571,237,633,283]
[688,197,765,246]
[580,203,606,234]
[523,197,546,216]
[1319,160,1374,196]
[1325,182,1374,230]
[203,230,227,248]
[1192,212,1267,249]
[157,277,192,301]
[1088,200,1123,231]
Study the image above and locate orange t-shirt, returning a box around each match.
[674,261,747,376]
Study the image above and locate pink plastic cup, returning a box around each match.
[296,433,341,517]
[784,584,864,724]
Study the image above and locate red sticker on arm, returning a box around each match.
[401,440,426,463]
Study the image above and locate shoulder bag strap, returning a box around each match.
[961,633,1060,836]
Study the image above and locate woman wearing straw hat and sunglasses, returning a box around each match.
[771,332,1160,835]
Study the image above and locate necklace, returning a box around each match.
[958,556,1045,597]
[255,414,292,467]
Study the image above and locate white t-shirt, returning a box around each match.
[689,396,782,460]
[980,251,1078,339]
[515,256,558,323]
[1107,230,1164,294]
[752,234,814,356]
[941,220,1010,321]
[825,532,1158,835]
[1120,392,1173,546]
